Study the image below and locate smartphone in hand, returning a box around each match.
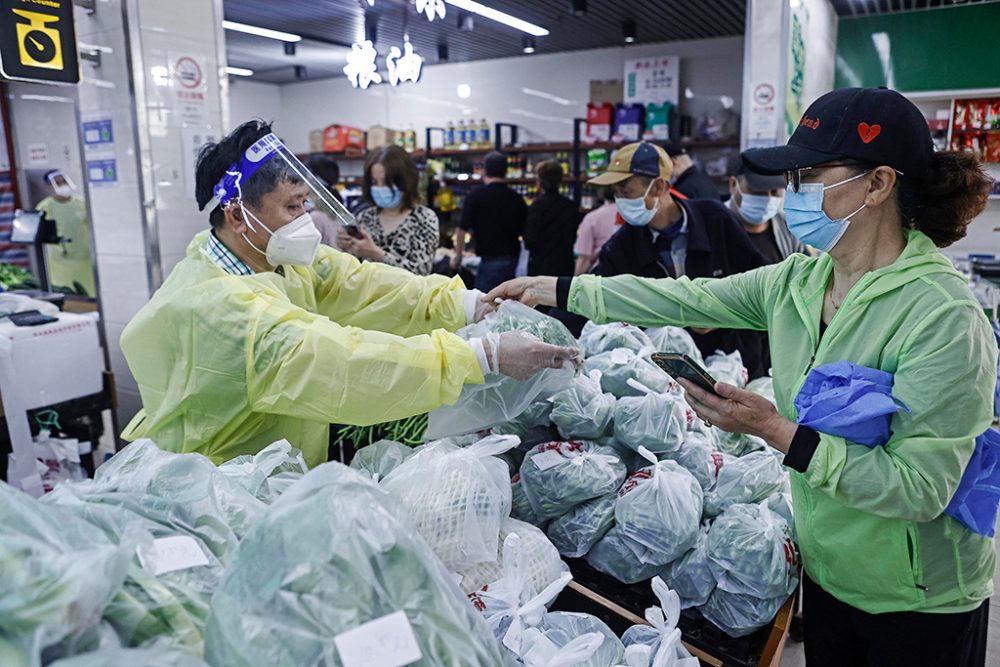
[651,353,720,396]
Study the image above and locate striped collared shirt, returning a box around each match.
[206,231,253,276]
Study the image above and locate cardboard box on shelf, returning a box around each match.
[322,125,365,152]
[367,126,401,150]
[309,130,324,153]
[590,79,623,106]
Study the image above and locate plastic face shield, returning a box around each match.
[212,133,356,229]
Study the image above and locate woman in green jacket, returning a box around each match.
[486,88,997,666]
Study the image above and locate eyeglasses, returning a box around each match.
[784,162,862,193]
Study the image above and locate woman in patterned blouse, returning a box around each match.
[337,145,440,275]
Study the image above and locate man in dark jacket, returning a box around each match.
[524,159,581,276]
[554,142,771,379]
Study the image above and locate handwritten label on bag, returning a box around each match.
[136,536,210,576]
[334,610,423,667]
[530,450,567,471]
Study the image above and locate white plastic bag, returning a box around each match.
[47,646,210,667]
[494,401,555,443]
[704,350,748,388]
[662,432,731,492]
[706,502,799,600]
[519,612,625,667]
[619,577,700,667]
[615,449,702,566]
[204,462,508,667]
[745,374,776,407]
[703,451,788,518]
[519,441,627,519]
[348,439,413,481]
[613,380,688,455]
[584,348,675,398]
[580,321,654,358]
[586,526,661,584]
[546,493,616,558]
[550,372,616,441]
[219,439,308,502]
[657,523,716,609]
[644,326,703,364]
[426,301,579,438]
[7,430,87,493]
[460,517,568,597]
[383,435,517,571]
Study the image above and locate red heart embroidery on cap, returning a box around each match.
[858,122,881,144]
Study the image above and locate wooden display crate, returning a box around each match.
[552,560,794,667]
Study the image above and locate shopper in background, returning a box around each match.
[555,142,770,379]
[450,151,527,291]
[666,144,721,200]
[36,169,96,296]
[573,188,619,275]
[337,145,439,276]
[726,154,808,262]
[306,155,344,247]
[120,120,578,468]
[524,159,581,276]
[488,88,997,667]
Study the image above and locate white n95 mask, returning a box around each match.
[242,206,322,267]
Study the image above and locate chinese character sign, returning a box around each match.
[387,42,422,86]
[344,40,381,89]
[415,0,445,22]
[624,56,679,106]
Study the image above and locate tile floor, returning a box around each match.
[780,541,1000,666]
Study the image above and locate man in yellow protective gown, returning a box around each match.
[36,170,96,296]
[121,121,576,466]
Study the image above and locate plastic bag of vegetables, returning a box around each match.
[644,326,703,364]
[615,449,702,566]
[519,441,627,519]
[218,439,308,503]
[383,435,516,571]
[0,482,134,665]
[745,374,776,407]
[657,523,715,609]
[613,380,688,455]
[47,646,211,667]
[494,401,555,444]
[620,577,700,667]
[700,588,789,638]
[549,371,616,440]
[460,518,567,596]
[704,350,748,388]
[89,440,264,552]
[703,451,788,518]
[579,321,654,358]
[511,473,546,526]
[706,503,798,599]
[516,612,624,667]
[348,439,414,481]
[584,348,676,398]
[586,526,661,585]
[425,301,580,439]
[204,462,508,667]
[661,432,730,492]
[546,494,616,558]
[44,484,226,654]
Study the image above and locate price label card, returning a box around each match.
[137,536,210,576]
[530,450,567,471]
[334,610,423,667]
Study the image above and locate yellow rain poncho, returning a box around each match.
[121,231,483,466]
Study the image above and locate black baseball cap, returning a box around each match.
[742,87,934,178]
[726,154,785,191]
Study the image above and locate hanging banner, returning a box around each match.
[624,56,679,106]
[785,3,809,137]
[0,0,79,85]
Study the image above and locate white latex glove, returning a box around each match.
[484,331,580,381]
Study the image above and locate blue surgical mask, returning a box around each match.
[784,170,870,252]
[616,179,658,227]
[371,185,401,209]
[736,184,782,224]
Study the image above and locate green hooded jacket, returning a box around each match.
[569,229,997,614]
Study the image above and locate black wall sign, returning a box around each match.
[0,0,79,84]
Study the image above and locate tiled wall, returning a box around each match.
[69,0,226,430]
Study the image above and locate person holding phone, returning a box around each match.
[336,145,440,276]
[485,88,996,667]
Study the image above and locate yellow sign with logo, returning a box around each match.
[0,0,79,84]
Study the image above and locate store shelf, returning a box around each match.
[580,138,739,152]
[952,128,1000,134]
[499,142,576,154]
